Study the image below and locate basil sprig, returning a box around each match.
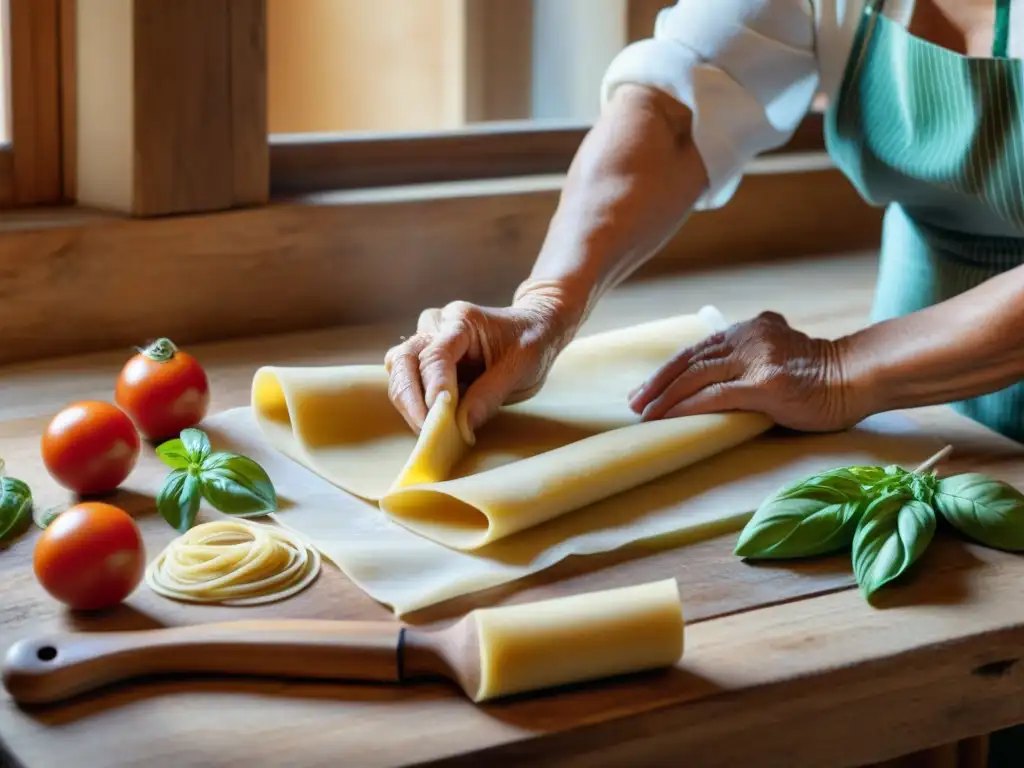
[155,428,277,533]
[0,476,34,545]
[735,445,1024,601]
[852,493,935,596]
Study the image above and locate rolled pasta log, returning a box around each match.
[471,578,684,702]
[145,519,322,606]
[250,308,771,551]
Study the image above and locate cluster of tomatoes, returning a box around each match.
[32,339,209,611]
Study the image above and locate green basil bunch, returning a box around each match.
[156,428,278,533]
[0,475,34,545]
[735,454,1024,600]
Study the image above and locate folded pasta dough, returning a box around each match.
[251,307,773,550]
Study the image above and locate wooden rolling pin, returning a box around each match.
[3,579,684,705]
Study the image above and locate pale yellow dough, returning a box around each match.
[251,308,772,550]
[471,578,684,701]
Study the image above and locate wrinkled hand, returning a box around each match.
[628,312,865,432]
[385,282,579,435]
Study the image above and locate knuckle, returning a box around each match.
[755,310,785,324]
[417,308,442,333]
[751,363,786,390]
[686,358,715,378]
[692,342,728,363]
[387,375,414,405]
[418,343,451,370]
[385,340,414,367]
[444,300,484,325]
[704,382,726,398]
[385,342,413,366]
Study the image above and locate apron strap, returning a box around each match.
[994,0,1011,59]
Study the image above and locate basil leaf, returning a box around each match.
[833,465,890,485]
[934,473,1024,551]
[773,468,867,502]
[735,498,864,559]
[156,438,192,470]
[0,477,34,544]
[33,502,68,530]
[199,452,277,516]
[736,468,869,559]
[157,469,203,533]
[852,493,936,598]
[181,428,212,463]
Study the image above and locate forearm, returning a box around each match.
[519,84,709,333]
[840,264,1024,414]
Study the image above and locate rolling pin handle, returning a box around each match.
[3,620,408,705]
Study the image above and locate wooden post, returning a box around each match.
[462,0,534,123]
[74,0,268,216]
[7,0,63,206]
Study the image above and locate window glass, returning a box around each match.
[266,0,649,135]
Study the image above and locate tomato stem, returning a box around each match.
[141,338,178,363]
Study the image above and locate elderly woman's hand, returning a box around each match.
[628,312,869,432]
[384,281,581,435]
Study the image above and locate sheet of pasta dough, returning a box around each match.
[225,307,942,616]
[204,406,937,617]
[251,308,776,550]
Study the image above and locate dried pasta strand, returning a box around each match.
[145,519,321,606]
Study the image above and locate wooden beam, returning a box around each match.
[230,0,269,207]
[271,113,826,195]
[463,0,533,122]
[0,167,881,365]
[58,0,76,203]
[75,0,268,216]
[0,149,14,207]
[131,0,233,214]
[7,0,63,206]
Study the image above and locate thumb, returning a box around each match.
[419,320,472,410]
[457,353,525,438]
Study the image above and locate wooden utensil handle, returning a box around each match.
[2,619,405,705]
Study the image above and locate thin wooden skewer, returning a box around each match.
[914,445,954,474]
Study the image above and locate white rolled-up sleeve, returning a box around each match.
[600,0,820,209]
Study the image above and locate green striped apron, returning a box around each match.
[825,0,1024,444]
[825,2,1024,759]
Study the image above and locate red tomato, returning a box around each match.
[41,401,141,496]
[33,502,145,611]
[115,337,210,441]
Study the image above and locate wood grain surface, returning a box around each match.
[0,189,882,369]
[3,256,1024,767]
[7,0,63,206]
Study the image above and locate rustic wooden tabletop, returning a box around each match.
[3,254,1023,767]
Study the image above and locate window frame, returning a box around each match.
[270,114,828,196]
[0,0,885,368]
[267,0,828,196]
[0,0,65,208]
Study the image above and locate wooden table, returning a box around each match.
[3,255,1024,767]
